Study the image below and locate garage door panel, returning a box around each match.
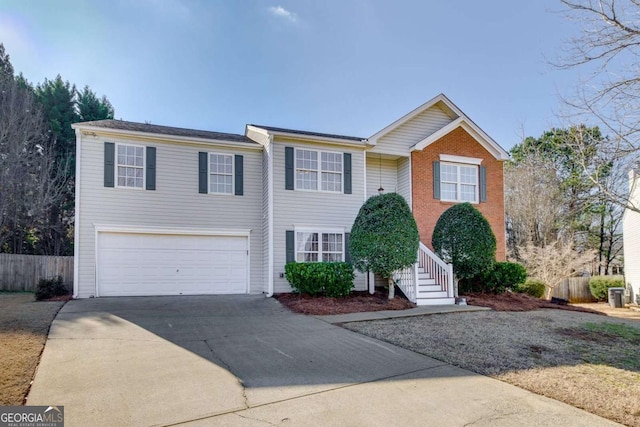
[97,233,248,296]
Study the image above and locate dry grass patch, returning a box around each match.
[344,309,640,426]
[0,292,66,405]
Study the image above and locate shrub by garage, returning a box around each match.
[35,276,69,301]
[285,262,355,297]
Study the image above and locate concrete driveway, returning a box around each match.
[28,295,619,426]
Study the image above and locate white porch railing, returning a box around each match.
[418,242,454,297]
[393,265,417,303]
[393,243,455,303]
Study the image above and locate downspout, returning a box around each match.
[266,135,275,297]
[72,128,82,299]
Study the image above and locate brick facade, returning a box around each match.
[411,127,506,261]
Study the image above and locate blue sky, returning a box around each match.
[0,0,583,149]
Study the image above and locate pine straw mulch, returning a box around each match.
[0,293,66,405]
[464,292,605,314]
[274,290,415,315]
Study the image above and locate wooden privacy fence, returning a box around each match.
[0,254,73,292]
[551,277,595,303]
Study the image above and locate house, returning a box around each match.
[623,169,640,305]
[71,94,509,305]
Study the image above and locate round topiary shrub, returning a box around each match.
[432,203,497,294]
[519,279,546,298]
[350,192,419,299]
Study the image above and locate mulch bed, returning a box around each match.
[465,292,604,314]
[275,290,415,315]
[276,290,606,316]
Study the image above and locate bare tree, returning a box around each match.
[519,239,596,299]
[555,0,640,212]
[505,152,563,255]
[0,47,67,253]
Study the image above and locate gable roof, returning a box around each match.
[368,93,509,161]
[249,124,366,144]
[72,119,256,144]
[411,117,510,160]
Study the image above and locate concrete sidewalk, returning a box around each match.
[28,296,619,426]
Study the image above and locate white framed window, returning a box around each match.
[296,230,344,262]
[116,144,145,189]
[295,149,342,192]
[209,153,233,194]
[440,162,478,203]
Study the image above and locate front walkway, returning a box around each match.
[28,295,619,426]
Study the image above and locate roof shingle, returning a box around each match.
[75,119,256,144]
[250,124,365,142]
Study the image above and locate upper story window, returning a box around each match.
[117,144,144,189]
[440,162,478,203]
[295,149,343,192]
[209,153,233,194]
[296,231,344,262]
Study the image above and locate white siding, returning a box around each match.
[366,157,398,199]
[623,170,640,305]
[397,157,411,207]
[364,156,411,207]
[373,105,454,155]
[272,139,367,293]
[76,134,264,298]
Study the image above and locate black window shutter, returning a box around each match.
[104,142,115,187]
[285,147,294,190]
[343,153,352,194]
[344,233,351,263]
[146,147,156,190]
[234,154,244,196]
[479,165,487,203]
[433,161,441,200]
[286,230,295,263]
[198,152,208,194]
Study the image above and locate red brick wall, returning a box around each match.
[412,127,506,261]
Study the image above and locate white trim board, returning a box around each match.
[439,154,483,165]
[93,225,251,236]
[412,119,509,161]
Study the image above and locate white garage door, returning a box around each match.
[97,232,248,297]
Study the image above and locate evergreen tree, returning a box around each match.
[77,85,114,122]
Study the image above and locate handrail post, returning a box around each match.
[413,261,419,303]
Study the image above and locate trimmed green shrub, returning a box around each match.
[432,203,497,282]
[519,279,546,298]
[285,262,355,297]
[350,193,419,299]
[589,276,625,301]
[35,276,68,301]
[459,262,527,294]
[484,262,527,293]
